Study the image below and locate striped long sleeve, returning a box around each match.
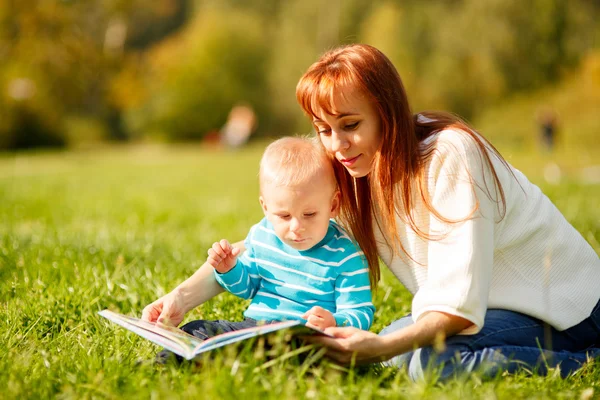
[214,244,261,299]
[214,218,375,330]
[333,260,374,329]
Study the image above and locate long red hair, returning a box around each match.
[296,44,512,290]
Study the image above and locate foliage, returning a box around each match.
[0,0,188,148]
[360,0,598,117]
[475,51,600,152]
[123,3,270,141]
[0,0,98,148]
[0,0,599,148]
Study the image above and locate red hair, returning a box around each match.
[296,44,512,290]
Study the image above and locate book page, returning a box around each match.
[193,320,332,356]
[193,320,301,354]
[99,310,333,360]
[98,310,204,359]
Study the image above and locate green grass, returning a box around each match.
[1,137,599,399]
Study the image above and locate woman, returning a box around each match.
[143,44,600,380]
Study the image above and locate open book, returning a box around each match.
[99,309,331,360]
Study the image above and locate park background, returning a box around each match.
[1,0,599,399]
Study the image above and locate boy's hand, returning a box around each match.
[302,306,336,330]
[141,289,186,326]
[207,239,241,274]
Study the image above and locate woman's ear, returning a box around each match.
[259,196,268,215]
[330,191,341,218]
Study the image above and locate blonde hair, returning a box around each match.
[259,136,336,191]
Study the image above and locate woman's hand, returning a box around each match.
[207,239,241,274]
[305,326,394,365]
[306,311,474,366]
[141,289,187,326]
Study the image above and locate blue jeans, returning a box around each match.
[380,300,600,381]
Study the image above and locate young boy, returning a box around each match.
[158,137,374,362]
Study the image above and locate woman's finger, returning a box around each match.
[303,334,348,351]
[323,326,360,338]
[323,348,354,364]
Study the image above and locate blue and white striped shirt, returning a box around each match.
[214,218,375,330]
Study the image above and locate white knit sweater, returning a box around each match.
[375,129,600,334]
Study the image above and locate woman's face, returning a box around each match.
[312,89,382,178]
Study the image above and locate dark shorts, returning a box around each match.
[156,318,262,364]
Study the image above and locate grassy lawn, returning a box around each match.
[1,138,599,399]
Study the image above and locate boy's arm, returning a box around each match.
[333,258,375,330]
[213,246,261,300]
[141,241,245,325]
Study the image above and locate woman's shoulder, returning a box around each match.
[420,127,479,156]
[419,127,506,188]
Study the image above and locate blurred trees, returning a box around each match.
[0,0,598,149]
[120,3,269,140]
[360,0,598,117]
[0,0,188,148]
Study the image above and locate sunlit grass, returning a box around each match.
[1,139,598,399]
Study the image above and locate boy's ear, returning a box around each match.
[259,196,268,214]
[330,191,341,218]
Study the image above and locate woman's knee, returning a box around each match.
[379,315,414,337]
[406,344,499,382]
[406,346,459,381]
[382,346,455,381]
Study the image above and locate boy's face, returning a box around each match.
[260,178,339,251]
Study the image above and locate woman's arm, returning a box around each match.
[307,311,472,365]
[141,241,245,325]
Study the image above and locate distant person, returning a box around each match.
[202,129,222,147]
[537,108,558,151]
[220,104,257,149]
[151,136,374,363]
[144,44,600,380]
